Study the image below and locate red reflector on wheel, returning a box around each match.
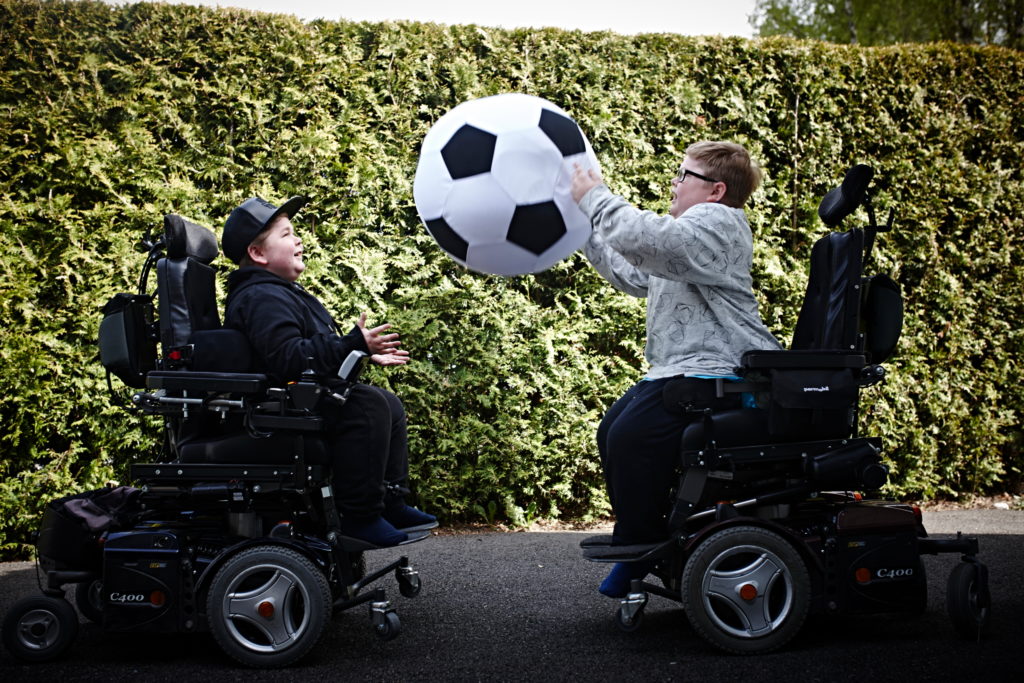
[855,568,871,583]
[150,590,166,606]
[258,601,274,618]
[739,583,757,601]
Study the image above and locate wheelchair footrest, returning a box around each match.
[582,538,675,562]
[579,534,614,548]
[337,528,431,552]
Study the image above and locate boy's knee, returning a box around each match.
[605,421,647,457]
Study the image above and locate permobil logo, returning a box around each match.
[802,386,830,392]
[108,592,146,603]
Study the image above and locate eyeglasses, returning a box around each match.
[672,167,719,185]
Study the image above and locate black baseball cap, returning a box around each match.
[222,195,309,264]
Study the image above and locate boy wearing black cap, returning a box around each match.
[221,196,436,547]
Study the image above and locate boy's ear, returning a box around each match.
[709,181,727,203]
[247,243,268,266]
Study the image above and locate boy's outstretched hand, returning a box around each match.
[571,163,604,203]
[356,313,408,365]
[370,349,410,366]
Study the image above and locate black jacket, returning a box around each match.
[224,268,369,385]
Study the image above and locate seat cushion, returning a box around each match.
[681,409,770,451]
[178,432,329,465]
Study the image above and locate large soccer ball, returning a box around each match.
[413,93,601,276]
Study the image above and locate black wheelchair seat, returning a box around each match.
[177,431,330,465]
[680,409,770,451]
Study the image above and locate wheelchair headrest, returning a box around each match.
[818,164,874,227]
[163,214,219,264]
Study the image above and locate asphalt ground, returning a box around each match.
[1,509,1021,681]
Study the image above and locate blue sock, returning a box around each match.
[599,562,654,598]
[383,503,438,531]
[340,515,408,547]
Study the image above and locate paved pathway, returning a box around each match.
[1,510,1021,681]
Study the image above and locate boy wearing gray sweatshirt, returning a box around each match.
[571,141,780,597]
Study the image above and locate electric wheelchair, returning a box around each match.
[2,215,428,667]
[581,164,991,653]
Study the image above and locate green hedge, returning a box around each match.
[1,0,1021,558]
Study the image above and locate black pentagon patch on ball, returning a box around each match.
[538,109,586,157]
[441,125,497,179]
[425,217,469,262]
[506,201,566,256]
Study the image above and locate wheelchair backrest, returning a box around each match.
[735,164,904,442]
[156,214,221,351]
[790,164,903,362]
[791,229,864,352]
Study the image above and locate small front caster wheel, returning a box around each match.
[397,570,421,598]
[2,595,79,663]
[947,561,991,640]
[375,611,401,641]
[615,603,644,633]
[74,580,104,624]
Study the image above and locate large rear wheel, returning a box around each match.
[207,545,332,668]
[682,525,810,654]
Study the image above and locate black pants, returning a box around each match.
[597,377,740,544]
[322,383,409,519]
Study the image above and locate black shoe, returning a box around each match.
[339,516,408,547]
[383,504,438,533]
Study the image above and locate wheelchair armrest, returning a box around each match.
[338,350,369,383]
[146,370,268,395]
[740,350,866,371]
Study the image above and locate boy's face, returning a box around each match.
[249,215,304,281]
[670,158,725,218]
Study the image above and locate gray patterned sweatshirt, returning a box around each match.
[580,185,781,379]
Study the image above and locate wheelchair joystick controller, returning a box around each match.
[287,362,324,412]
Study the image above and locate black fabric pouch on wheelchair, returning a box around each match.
[99,293,156,388]
[37,486,142,567]
[662,377,742,415]
[766,368,858,439]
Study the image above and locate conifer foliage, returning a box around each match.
[0,1,1021,557]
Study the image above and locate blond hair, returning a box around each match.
[685,141,763,208]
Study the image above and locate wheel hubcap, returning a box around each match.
[221,562,312,653]
[17,609,60,651]
[701,544,794,639]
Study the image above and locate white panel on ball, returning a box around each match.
[491,128,564,205]
[411,150,452,221]
[463,94,546,135]
[442,174,517,246]
[468,241,540,277]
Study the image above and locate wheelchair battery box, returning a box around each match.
[829,502,926,614]
[101,529,190,632]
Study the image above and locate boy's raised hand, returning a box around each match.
[571,163,604,203]
[370,348,410,366]
[357,312,402,356]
